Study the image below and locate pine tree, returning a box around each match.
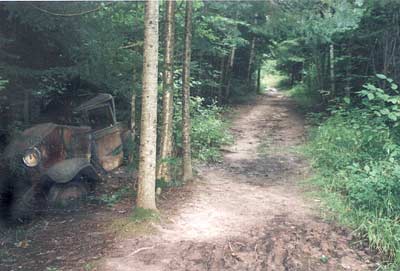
[136,0,159,210]
[182,0,194,182]
[157,0,176,182]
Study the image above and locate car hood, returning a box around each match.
[4,123,58,158]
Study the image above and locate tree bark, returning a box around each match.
[136,0,159,210]
[257,66,261,93]
[182,0,193,182]
[247,14,258,84]
[157,0,176,182]
[329,43,335,96]
[129,69,136,164]
[247,37,256,83]
[225,46,236,101]
[345,51,351,99]
[218,56,226,102]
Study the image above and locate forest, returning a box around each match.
[1,0,400,270]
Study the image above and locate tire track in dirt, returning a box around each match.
[100,93,377,271]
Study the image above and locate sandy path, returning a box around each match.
[99,93,376,271]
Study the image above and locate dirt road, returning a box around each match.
[100,93,376,271]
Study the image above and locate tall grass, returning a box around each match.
[304,109,400,269]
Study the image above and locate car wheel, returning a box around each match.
[9,185,36,223]
[47,180,89,211]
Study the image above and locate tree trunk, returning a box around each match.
[182,0,193,182]
[256,66,261,93]
[218,56,226,102]
[247,14,258,84]
[157,0,176,182]
[247,37,256,83]
[136,0,159,210]
[329,43,335,96]
[129,69,136,164]
[345,52,351,99]
[225,46,236,101]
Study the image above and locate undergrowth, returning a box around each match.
[174,96,233,163]
[130,207,159,223]
[303,75,400,270]
[288,84,320,112]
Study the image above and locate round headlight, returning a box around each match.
[22,147,41,167]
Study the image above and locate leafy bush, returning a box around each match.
[305,76,400,266]
[174,96,233,162]
[357,74,400,124]
[0,76,8,91]
[288,84,320,111]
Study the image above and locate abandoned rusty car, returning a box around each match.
[0,93,126,222]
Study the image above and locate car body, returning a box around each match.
[0,93,125,222]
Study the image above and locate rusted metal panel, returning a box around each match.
[39,127,66,170]
[74,93,113,112]
[37,125,91,172]
[92,125,123,171]
[66,126,91,160]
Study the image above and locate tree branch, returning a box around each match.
[119,41,144,50]
[29,3,113,17]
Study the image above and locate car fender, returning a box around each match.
[44,158,95,184]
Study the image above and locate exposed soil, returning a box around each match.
[0,168,137,271]
[99,93,378,271]
[0,92,378,271]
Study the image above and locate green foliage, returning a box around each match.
[99,187,134,207]
[358,75,400,124]
[174,96,233,162]
[130,207,159,223]
[268,0,400,109]
[305,80,400,266]
[0,77,8,91]
[288,84,320,111]
[156,170,183,188]
[190,98,233,161]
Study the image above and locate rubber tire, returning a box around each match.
[47,181,89,211]
[8,185,36,223]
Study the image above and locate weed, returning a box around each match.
[130,208,159,223]
[287,84,320,111]
[108,208,160,238]
[156,178,182,189]
[301,77,400,268]
[83,262,96,271]
[99,187,134,207]
[174,96,233,163]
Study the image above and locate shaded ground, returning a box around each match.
[0,168,134,271]
[0,92,379,271]
[99,93,378,271]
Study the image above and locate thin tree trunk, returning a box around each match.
[223,11,238,102]
[182,0,193,182]
[345,51,351,99]
[257,66,261,93]
[247,14,258,84]
[136,0,159,210]
[218,56,226,102]
[129,70,136,164]
[225,46,236,101]
[157,0,176,182]
[247,37,256,82]
[329,43,335,96]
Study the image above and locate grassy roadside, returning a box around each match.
[259,64,400,269]
[302,126,400,271]
[290,85,400,270]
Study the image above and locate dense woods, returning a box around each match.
[2,0,400,270]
